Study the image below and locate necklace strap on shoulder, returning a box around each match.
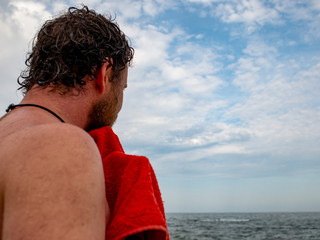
[6,104,15,113]
[5,103,65,123]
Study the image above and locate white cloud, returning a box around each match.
[91,0,176,21]
[51,1,68,14]
[142,0,177,16]
[313,0,320,10]
[10,0,51,39]
[187,0,217,6]
[269,0,320,41]
[227,39,280,91]
[225,55,320,157]
[272,0,316,21]
[187,0,320,37]
[98,0,142,20]
[130,25,181,67]
[114,21,231,164]
[242,40,277,57]
[70,0,102,7]
[0,0,52,113]
[215,0,281,31]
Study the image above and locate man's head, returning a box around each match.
[18,5,134,94]
[87,65,128,130]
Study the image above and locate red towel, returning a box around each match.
[89,126,170,240]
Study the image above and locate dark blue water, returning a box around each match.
[167,212,320,240]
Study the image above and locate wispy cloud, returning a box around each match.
[215,0,281,29]
[186,0,320,36]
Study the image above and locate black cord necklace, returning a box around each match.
[6,103,65,123]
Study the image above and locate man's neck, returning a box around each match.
[20,86,95,129]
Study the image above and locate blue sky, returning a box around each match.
[1,0,320,213]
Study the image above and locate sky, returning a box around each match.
[1,0,320,213]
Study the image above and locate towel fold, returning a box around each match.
[89,126,170,240]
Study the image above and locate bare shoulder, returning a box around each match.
[2,123,103,183]
[2,124,106,240]
[4,123,100,166]
[10,122,97,149]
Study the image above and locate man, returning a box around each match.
[0,6,168,240]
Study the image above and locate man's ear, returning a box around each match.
[95,60,113,94]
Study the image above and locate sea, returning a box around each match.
[166,212,320,240]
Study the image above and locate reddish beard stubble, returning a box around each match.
[86,82,122,131]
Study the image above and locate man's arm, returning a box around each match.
[2,124,107,240]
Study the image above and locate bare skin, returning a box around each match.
[0,62,128,240]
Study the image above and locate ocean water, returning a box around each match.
[166,212,320,240]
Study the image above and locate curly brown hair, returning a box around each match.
[18,5,134,94]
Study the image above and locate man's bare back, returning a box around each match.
[0,107,108,240]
